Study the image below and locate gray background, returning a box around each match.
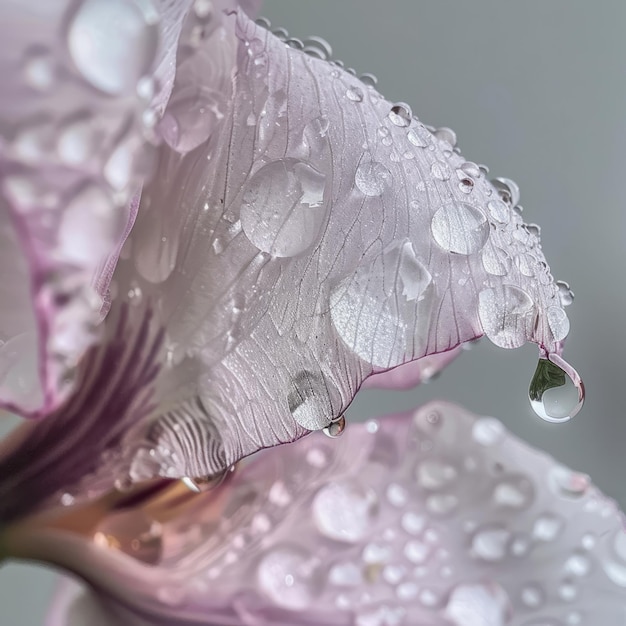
[1,1,625,624]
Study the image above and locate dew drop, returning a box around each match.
[482,243,512,276]
[445,583,510,626]
[386,483,408,507]
[532,513,563,542]
[547,305,570,342]
[388,103,412,127]
[478,285,535,349]
[431,203,489,255]
[556,280,575,307]
[491,177,520,207]
[430,160,451,181]
[529,354,584,423]
[493,476,534,509]
[66,0,159,95]
[433,127,457,147]
[487,199,511,224]
[160,85,226,153]
[240,159,327,257]
[302,36,333,60]
[57,115,98,165]
[313,481,377,542]
[354,160,392,197]
[426,493,458,515]
[346,86,364,102]
[471,526,510,561]
[323,415,346,438]
[416,459,457,490]
[257,546,318,609]
[401,512,426,536]
[472,417,505,446]
[564,551,591,577]
[329,562,362,586]
[288,370,338,431]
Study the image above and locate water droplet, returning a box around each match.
[431,203,489,254]
[491,177,520,207]
[521,584,545,608]
[67,0,159,95]
[559,580,578,601]
[482,243,512,277]
[403,539,430,564]
[493,476,534,509]
[556,280,575,307]
[386,483,408,507]
[288,370,339,431]
[257,546,319,609]
[354,160,392,197]
[301,35,332,59]
[302,115,330,154]
[510,535,531,557]
[388,103,412,127]
[472,417,505,446]
[346,86,364,102]
[547,305,570,342]
[330,239,433,368]
[416,459,457,490]
[458,177,474,194]
[329,562,362,586]
[430,160,452,181]
[323,415,346,438]
[445,582,511,625]
[532,513,563,542]
[22,47,56,91]
[407,125,430,148]
[94,510,162,564]
[382,564,405,585]
[549,466,590,499]
[362,542,391,564]
[313,480,377,542]
[306,446,329,468]
[57,114,99,165]
[478,285,536,349]
[565,551,591,577]
[426,493,458,515]
[401,512,425,536]
[433,127,457,147]
[487,199,511,224]
[471,526,510,561]
[193,0,213,20]
[529,354,584,423]
[240,159,327,257]
[160,85,226,153]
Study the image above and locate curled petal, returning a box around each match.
[41,402,626,625]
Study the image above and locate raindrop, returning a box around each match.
[386,483,408,507]
[346,86,364,102]
[288,370,339,431]
[478,285,535,349]
[559,580,578,601]
[257,546,319,609]
[388,103,412,127]
[471,526,511,561]
[359,73,378,87]
[160,85,226,153]
[426,493,458,515]
[407,125,430,148]
[240,159,327,257]
[472,417,505,446]
[323,415,346,438]
[382,564,405,585]
[354,160,392,197]
[529,354,584,423]
[66,0,159,95]
[431,203,489,255]
[313,481,377,542]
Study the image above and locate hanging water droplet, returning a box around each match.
[388,103,412,127]
[478,285,536,349]
[240,159,327,257]
[302,115,330,154]
[257,546,319,609]
[323,415,346,438]
[302,36,332,60]
[556,280,575,306]
[431,203,489,255]
[288,370,339,431]
[181,467,231,493]
[312,480,377,542]
[66,0,159,95]
[529,354,584,423]
[354,160,392,197]
[346,86,364,102]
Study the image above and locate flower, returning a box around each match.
[0,1,620,624]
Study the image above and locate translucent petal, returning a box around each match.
[43,402,626,625]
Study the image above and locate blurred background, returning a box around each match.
[1,1,625,623]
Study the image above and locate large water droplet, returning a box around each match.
[431,203,489,254]
[240,159,327,257]
[478,285,535,349]
[444,583,510,626]
[257,546,319,609]
[288,370,338,431]
[330,239,433,368]
[312,480,377,543]
[323,415,346,438]
[529,354,584,423]
[354,160,392,197]
[66,0,159,95]
[388,103,412,127]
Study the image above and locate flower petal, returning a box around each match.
[109,12,573,482]
[43,402,626,625]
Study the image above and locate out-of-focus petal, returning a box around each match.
[42,402,626,625]
[46,576,118,626]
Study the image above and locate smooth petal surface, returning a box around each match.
[42,402,626,626]
[100,11,574,486]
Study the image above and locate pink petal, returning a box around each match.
[105,11,575,483]
[44,402,626,625]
